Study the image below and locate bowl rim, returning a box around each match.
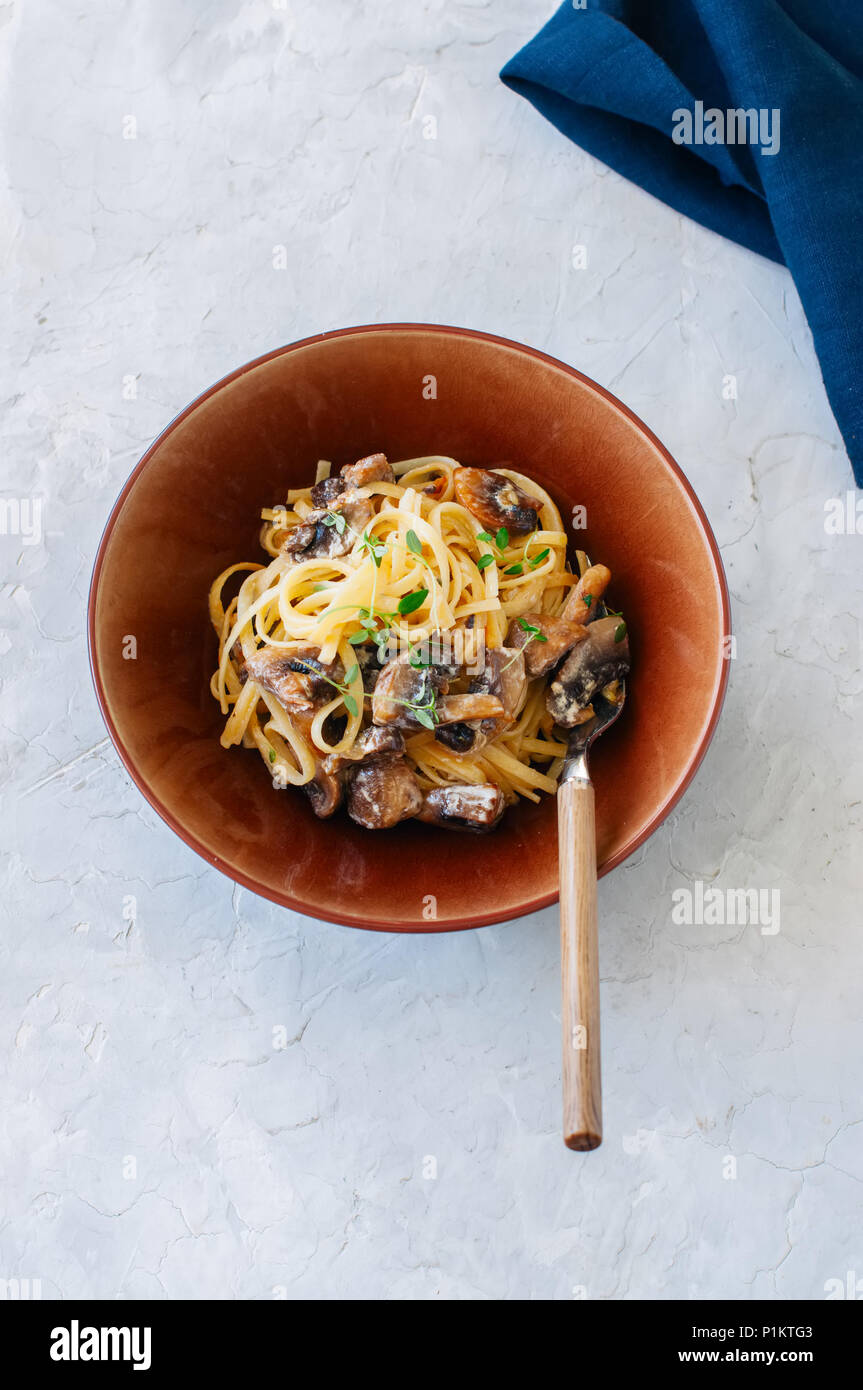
[87,321,731,932]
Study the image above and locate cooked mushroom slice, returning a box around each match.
[561,564,611,626]
[485,647,527,721]
[506,613,589,678]
[347,760,423,829]
[340,452,395,489]
[281,519,319,559]
[337,490,376,537]
[282,490,373,562]
[309,474,347,508]
[434,648,526,753]
[242,650,318,715]
[281,647,345,695]
[432,721,476,754]
[322,725,406,776]
[435,693,505,724]
[241,647,343,742]
[546,615,630,728]
[454,467,542,537]
[304,763,345,819]
[418,784,506,832]
[353,724,405,759]
[371,653,455,729]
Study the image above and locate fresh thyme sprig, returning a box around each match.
[357,529,386,567]
[393,646,439,730]
[477,526,510,551]
[475,526,509,572]
[397,587,428,615]
[503,547,550,577]
[406,528,425,558]
[351,608,395,662]
[607,608,627,642]
[404,528,439,620]
[347,529,390,644]
[474,527,549,577]
[346,586,428,661]
[499,616,549,674]
[517,617,549,646]
[394,684,438,730]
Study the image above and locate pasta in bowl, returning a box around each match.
[210,452,630,832]
[89,323,730,930]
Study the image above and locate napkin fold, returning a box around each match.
[501,0,863,483]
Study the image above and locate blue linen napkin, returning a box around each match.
[501,0,863,484]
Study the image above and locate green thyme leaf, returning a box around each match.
[406,529,423,556]
[529,548,550,568]
[583,593,593,608]
[347,630,367,645]
[408,644,432,669]
[517,617,548,644]
[343,693,359,717]
[495,527,509,550]
[397,588,429,615]
[343,664,359,685]
[476,554,495,571]
[476,531,494,543]
[504,563,524,576]
[614,621,627,643]
[359,530,385,567]
[414,709,435,730]
[268,749,276,763]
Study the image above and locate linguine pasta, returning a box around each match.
[209,454,625,830]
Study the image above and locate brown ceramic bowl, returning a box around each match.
[89,324,729,931]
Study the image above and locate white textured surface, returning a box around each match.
[2,0,862,1301]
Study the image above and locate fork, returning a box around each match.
[557,683,627,1150]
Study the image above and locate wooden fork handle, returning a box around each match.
[558,775,602,1150]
